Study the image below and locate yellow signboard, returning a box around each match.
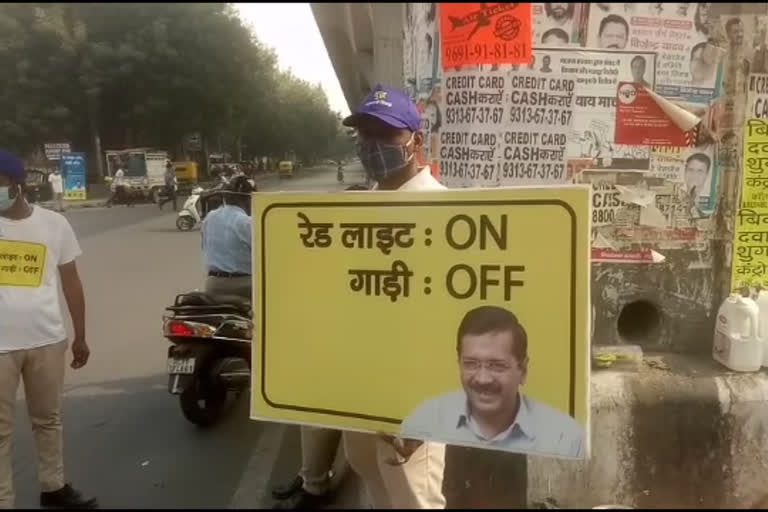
[0,240,47,287]
[732,119,768,292]
[252,186,591,459]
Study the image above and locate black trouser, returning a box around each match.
[159,186,177,211]
[106,186,133,207]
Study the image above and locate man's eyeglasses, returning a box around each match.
[460,358,512,374]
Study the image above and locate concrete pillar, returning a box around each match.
[370,4,404,88]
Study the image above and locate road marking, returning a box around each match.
[229,422,286,509]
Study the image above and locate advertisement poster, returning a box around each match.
[405,3,439,97]
[732,119,768,291]
[648,144,718,217]
[614,82,697,147]
[591,181,624,227]
[251,187,591,459]
[747,72,768,120]
[440,70,575,188]
[59,152,87,200]
[44,142,71,161]
[532,3,583,47]
[585,3,719,103]
[538,48,657,171]
[440,3,532,69]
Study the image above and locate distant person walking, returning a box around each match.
[105,167,133,208]
[49,169,64,212]
[159,162,178,211]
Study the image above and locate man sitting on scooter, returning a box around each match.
[201,175,255,300]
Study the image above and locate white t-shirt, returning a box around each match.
[0,207,82,351]
[49,173,64,194]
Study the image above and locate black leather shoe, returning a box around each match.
[271,475,304,500]
[273,488,331,510]
[41,484,98,509]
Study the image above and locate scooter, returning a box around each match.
[176,186,204,231]
[162,291,253,427]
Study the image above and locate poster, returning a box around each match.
[591,181,624,227]
[538,48,657,171]
[592,247,657,264]
[732,119,768,292]
[44,142,71,161]
[747,73,768,119]
[532,3,583,47]
[251,187,591,459]
[59,152,87,201]
[648,144,718,217]
[440,3,532,69]
[614,83,697,147]
[406,3,440,97]
[585,3,720,103]
[440,70,575,188]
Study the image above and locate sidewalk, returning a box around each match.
[39,198,108,211]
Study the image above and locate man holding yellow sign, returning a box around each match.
[254,86,591,509]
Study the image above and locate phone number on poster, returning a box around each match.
[500,162,565,181]
[445,43,529,66]
[444,161,497,181]
[446,106,504,125]
[509,106,572,126]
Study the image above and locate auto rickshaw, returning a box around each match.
[278,160,294,179]
[172,161,199,184]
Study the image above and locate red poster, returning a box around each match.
[592,248,655,264]
[440,3,532,69]
[614,82,696,147]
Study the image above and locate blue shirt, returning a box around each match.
[201,204,252,274]
[400,390,585,458]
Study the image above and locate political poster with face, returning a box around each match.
[585,3,720,104]
[251,187,591,459]
[532,48,656,171]
[533,3,584,47]
[648,144,718,218]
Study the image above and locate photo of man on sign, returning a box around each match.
[400,305,585,457]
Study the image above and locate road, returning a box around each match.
[10,165,366,508]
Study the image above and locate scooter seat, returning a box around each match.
[170,291,251,315]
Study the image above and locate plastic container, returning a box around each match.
[755,290,768,367]
[713,294,762,372]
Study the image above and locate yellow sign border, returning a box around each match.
[255,196,581,424]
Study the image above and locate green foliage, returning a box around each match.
[0,2,346,168]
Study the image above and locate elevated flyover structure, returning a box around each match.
[311,3,404,112]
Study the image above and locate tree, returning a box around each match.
[0,2,344,177]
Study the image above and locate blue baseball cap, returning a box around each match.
[343,84,421,132]
[0,149,25,183]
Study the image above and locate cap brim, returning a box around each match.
[342,112,410,130]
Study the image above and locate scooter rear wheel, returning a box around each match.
[179,378,227,428]
[176,216,195,232]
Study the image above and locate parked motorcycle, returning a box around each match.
[163,291,253,427]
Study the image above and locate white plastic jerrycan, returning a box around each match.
[755,290,768,367]
[713,294,762,372]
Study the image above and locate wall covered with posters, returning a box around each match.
[402,2,760,352]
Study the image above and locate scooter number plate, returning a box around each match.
[167,358,196,375]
